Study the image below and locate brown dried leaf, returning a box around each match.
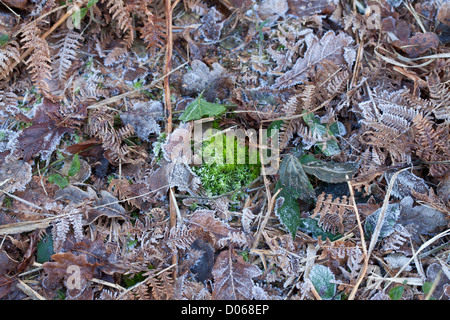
[0,275,14,299]
[273,31,354,89]
[13,98,86,161]
[212,249,261,300]
[42,251,99,299]
[403,32,439,58]
[189,209,236,249]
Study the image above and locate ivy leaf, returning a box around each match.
[68,154,81,177]
[274,182,301,238]
[37,233,54,263]
[302,113,342,156]
[87,0,99,8]
[48,174,69,189]
[0,34,10,46]
[302,160,359,183]
[309,264,336,300]
[388,284,405,300]
[179,94,226,122]
[278,153,315,200]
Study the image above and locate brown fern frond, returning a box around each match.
[426,73,450,122]
[104,46,128,66]
[139,4,166,49]
[412,114,450,177]
[51,29,84,82]
[358,88,422,164]
[314,192,355,235]
[103,0,134,48]
[0,40,20,80]
[21,22,52,97]
[89,108,147,165]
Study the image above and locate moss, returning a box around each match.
[193,132,260,199]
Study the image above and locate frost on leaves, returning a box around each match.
[212,249,261,300]
[273,31,354,89]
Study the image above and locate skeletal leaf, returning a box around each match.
[212,249,261,300]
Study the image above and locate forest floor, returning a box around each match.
[0,0,449,301]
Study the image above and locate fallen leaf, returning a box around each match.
[212,249,261,300]
[278,153,315,200]
[273,31,354,89]
[403,32,439,58]
[13,99,87,161]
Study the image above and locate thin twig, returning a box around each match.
[347,177,368,300]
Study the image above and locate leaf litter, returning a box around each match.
[0,0,449,301]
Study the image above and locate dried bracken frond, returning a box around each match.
[89,107,147,165]
[314,193,355,235]
[0,41,20,79]
[412,114,450,177]
[21,22,52,97]
[358,88,422,164]
[103,0,134,48]
[51,29,84,82]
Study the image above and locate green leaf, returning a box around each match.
[68,154,81,177]
[302,112,342,156]
[329,121,346,137]
[278,154,315,201]
[179,95,226,122]
[71,7,87,28]
[48,174,69,189]
[298,218,341,241]
[274,182,301,238]
[87,0,99,8]
[388,285,404,300]
[309,265,336,300]
[267,120,284,137]
[316,138,341,157]
[299,154,320,164]
[302,160,359,183]
[0,33,10,46]
[37,233,54,263]
[422,281,433,294]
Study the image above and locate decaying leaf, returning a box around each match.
[386,170,430,199]
[0,160,32,194]
[398,196,447,236]
[278,153,315,200]
[212,249,261,300]
[120,100,163,142]
[365,203,401,241]
[273,30,354,89]
[302,160,359,183]
[12,98,87,162]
